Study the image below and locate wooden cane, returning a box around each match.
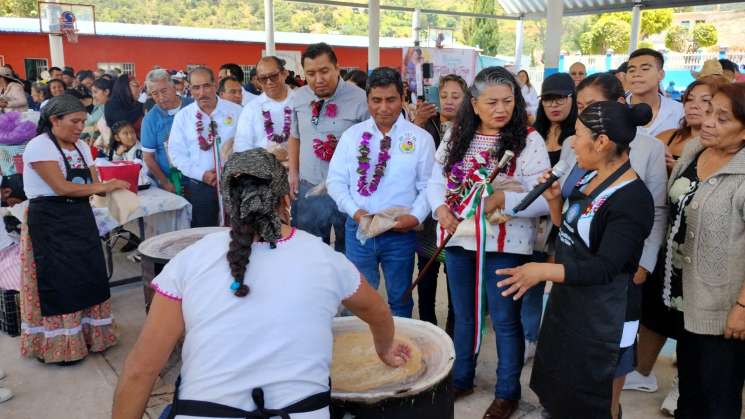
[403,150,515,300]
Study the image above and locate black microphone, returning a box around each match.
[510,160,570,215]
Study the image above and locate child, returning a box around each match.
[108,120,149,185]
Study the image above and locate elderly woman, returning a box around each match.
[0,67,28,113]
[412,73,467,332]
[20,95,129,364]
[670,83,745,419]
[113,149,410,419]
[499,101,655,419]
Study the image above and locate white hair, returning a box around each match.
[145,69,174,90]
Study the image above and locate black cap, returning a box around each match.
[540,73,575,98]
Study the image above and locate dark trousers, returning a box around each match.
[416,253,453,333]
[292,180,346,252]
[183,177,219,228]
[676,329,745,419]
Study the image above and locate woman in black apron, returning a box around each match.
[20,95,129,364]
[496,101,655,419]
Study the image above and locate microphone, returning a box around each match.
[510,160,570,214]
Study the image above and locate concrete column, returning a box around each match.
[629,2,641,52]
[544,0,564,77]
[49,34,65,68]
[368,0,380,71]
[264,0,276,56]
[412,8,420,45]
[514,18,524,71]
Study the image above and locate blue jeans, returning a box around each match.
[520,252,547,342]
[446,246,527,400]
[292,180,346,252]
[345,218,416,318]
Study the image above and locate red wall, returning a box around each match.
[0,32,403,81]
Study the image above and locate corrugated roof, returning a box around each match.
[0,17,436,48]
[498,0,745,18]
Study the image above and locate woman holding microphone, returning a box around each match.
[498,101,655,419]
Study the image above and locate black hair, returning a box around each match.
[344,69,367,90]
[301,42,338,68]
[92,77,113,93]
[226,174,285,298]
[47,79,67,95]
[533,93,577,146]
[339,68,349,78]
[719,59,739,74]
[579,101,652,157]
[629,48,665,69]
[219,63,244,83]
[218,76,241,94]
[576,72,626,102]
[111,74,137,105]
[77,70,95,82]
[445,66,528,174]
[365,67,403,96]
[49,66,62,74]
[1,174,26,204]
[108,120,135,160]
[31,82,50,100]
[517,70,531,88]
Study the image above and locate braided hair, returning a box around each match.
[222,149,290,298]
[444,66,529,174]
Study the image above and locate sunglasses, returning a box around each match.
[257,71,282,84]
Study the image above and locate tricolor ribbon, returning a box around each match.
[454,166,493,355]
[211,124,225,226]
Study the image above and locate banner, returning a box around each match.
[402,47,478,96]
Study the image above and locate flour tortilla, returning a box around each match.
[331,331,425,393]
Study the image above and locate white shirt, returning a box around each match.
[234,90,294,153]
[22,133,94,199]
[242,87,259,106]
[426,129,551,255]
[631,94,685,138]
[168,98,242,181]
[521,85,539,116]
[327,115,435,223]
[151,229,360,419]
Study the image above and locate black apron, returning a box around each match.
[27,137,110,317]
[167,376,331,419]
[530,161,632,419]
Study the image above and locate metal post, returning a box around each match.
[264,0,276,56]
[544,0,564,77]
[629,1,641,52]
[514,18,524,71]
[412,8,420,45]
[49,35,65,68]
[368,0,380,71]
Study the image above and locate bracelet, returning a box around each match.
[737,300,745,309]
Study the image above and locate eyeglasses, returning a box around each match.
[570,71,586,77]
[541,95,571,106]
[257,71,282,84]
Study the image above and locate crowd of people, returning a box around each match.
[0,43,743,419]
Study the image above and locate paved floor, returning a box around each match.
[0,253,730,419]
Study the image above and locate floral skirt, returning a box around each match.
[19,218,118,363]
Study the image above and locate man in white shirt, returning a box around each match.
[627,48,684,137]
[569,62,587,87]
[327,67,435,317]
[218,63,258,106]
[233,56,293,162]
[168,66,242,227]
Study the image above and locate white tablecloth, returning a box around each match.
[6,187,192,238]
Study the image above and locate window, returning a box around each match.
[240,65,255,77]
[24,58,48,81]
[97,62,135,76]
[681,20,690,30]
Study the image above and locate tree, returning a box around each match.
[602,9,672,38]
[665,25,688,52]
[692,23,718,49]
[0,0,37,17]
[580,16,630,54]
[462,0,501,56]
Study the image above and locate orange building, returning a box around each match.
[0,17,406,82]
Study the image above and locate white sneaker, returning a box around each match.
[623,370,658,392]
[0,387,12,403]
[660,376,679,416]
[524,340,537,362]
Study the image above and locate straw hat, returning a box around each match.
[0,67,22,85]
[691,59,723,79]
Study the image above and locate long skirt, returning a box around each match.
[19,218,117,363]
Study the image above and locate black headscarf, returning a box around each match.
[37,94,87,135]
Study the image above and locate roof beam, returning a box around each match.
[283,0,522,20]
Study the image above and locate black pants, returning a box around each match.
[184,177,219,228]
[676,329,745,419]
[416,254,454,333]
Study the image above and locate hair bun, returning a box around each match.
[629,103,653,127]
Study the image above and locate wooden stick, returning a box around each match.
[403,150,515,300]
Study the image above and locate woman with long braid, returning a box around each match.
[113,149,410,419]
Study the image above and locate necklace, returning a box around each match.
[263,106,292,144]
[356,132,392,196]
[195,111,217,150]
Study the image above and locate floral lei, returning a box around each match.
[445,150,493,213]
[196,111,217,151]
[313,134,338,161]
[357,132,392,197]
[310,100,337,126]
[263,106,292,144]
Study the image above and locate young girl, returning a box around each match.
[108,120,148,185]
